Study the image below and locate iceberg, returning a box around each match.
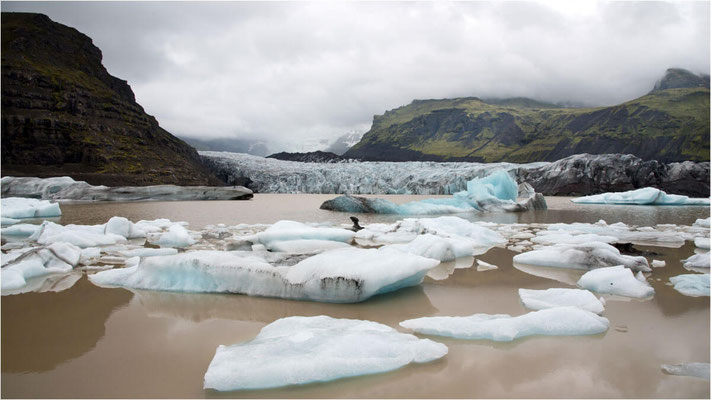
[530,232,618,245]
[661,363,710,380]
[246,220,355,246]
[1,217,20,225]
[577,266,655,298]
[682,254,710,270]
[694,237,710,250]
[694,217,711,228]
[572,187,710,206]
[669,274,710,297]
[399,306,609,341]
[89,247,439,303]
[149,224,196,248]
[1,242,82,291]
[1,223,43,237]
[320,170,546,215]
[203,316,447,391]
[513,242,650,272]
[0,197,61,219]
[384,234,475,262]
[476,260,498,271]
[518,288,605,314]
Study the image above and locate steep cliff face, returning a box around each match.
[346,77,709,163]
[1,13,222,186]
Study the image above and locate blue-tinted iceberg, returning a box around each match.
[518,288,605,314]
[0,197,61,219]
[669,274,710,297]
[203,316,448,391]
[89,247,439,303]
[577,266,654,298]
[320,170,546,214]
[572,187,709,206]
[513,242,650,272]
[399,307,609,341]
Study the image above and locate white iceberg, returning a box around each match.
[693,217,711,228]
[265,239,351,254]
[476,260,498,271]
[89,247,439,303]
[572,187,710,206]
[669,274,710,297]
[694,237,710,250]
[0,197,61,219]
[682,253,710,270]
[399,306,609,341]
[203,316,448,391]
[1,223,43,237]
[577,266,655,298]
[651,259,666,268]
[513,242,650,272]
[149,224,196,248]
[530,232,618,245]
[247,220,355,246]
[661,363,710,380]
[1,242,82,291]
[518,288,605,314]
[384,234,473,262]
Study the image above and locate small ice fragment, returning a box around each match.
[476,260,498,271]
[661,363,710,380]
[694,237,710,250]
[651,259,666,268]
[203,316,448,391]
[399,307,609,341]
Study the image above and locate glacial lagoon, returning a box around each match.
[1,194,709,398]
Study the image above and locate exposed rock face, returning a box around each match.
[1,13,221,186]
[518,154,710,197]
[1,176,252,201]
[651,68,710,93]
[267,151,347,163]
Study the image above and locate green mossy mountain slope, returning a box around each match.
[346,77,710,163]
[1,12,222,186]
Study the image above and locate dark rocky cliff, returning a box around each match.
[1,12,222,186]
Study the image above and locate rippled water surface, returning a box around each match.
[2,195,709,398]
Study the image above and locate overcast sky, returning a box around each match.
[2,1,709,152]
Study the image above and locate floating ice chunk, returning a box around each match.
[0,197,61,219]
[250,220,355,246]
[265,239,351,253]
[669,274,710,297]
[1,242,81,291]
[693,218,711,228]
[518,288,605,314]
[513,242,650,272]
[89,247,439,303]
[384,234,472,262]
[150,224,196,248]
[399,307,609,341]
[476,260,498,271]
[682,253,710,270]
[1,217,20,225]
[577,266,655,298]
[572,187,710,206]
[694,237,710,250]
[117,248,180,257]
[203,316,447,391]
[1,223,43,237]
[531,232,618,245]
[651,259,666,268]
[29,221,127,248]
[661,363,710,380]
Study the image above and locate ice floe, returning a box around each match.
[518,288,605,314]
[694,237,710,249]
[682,254,710,270]
[89,247,439,303]
[669,274,710,297]
[245,220,355,247]
[572,187,710,206]
[577,266,655,298]
[203,316,448,391]
[399,307,609,341]
[513,242,650,272]
[476,260,498,271]
[149,224,197,248]
[661,363,710,380]
[694,217,711,228]
[0,197,61,219]
[1,242,82,291]
[651,259,666,268]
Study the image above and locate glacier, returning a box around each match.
[518,288,605,314]
[572,187,709,206]
[669,274,710,297]
[203,316,448,391]
[577,266,655,298]
[320,170,547,214]
[399,307,609,341]
[88,247,440,303]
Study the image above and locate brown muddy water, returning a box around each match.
[2,194,710,398]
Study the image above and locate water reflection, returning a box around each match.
[1,272,82,296]
[1,277,132,373]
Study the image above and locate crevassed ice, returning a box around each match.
[399,306,609,341]
[89,247,440,303]
[572,187,710,206]
[513,242,650,272]
[0,197,61,219]
[203,316,448,391]
[518,288,605,314]
[669,274,710,297]
[577,266,655,298]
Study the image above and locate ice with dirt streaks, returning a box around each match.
[399,307,609,341]
[203,316,448,391]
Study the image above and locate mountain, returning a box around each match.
[1,12,222,186]
[651,68,710,93]
[346,77,709,163]
[325,131,365,155]
[181,136,270,157]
